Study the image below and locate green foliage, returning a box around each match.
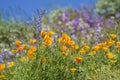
[0,21,35,49]
[95,0,120,16]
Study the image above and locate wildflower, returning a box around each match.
[20,57,26,63]
[40,30,47,38]
[22,44,27,50]
[93,46,100,51]
[70,68,77,73]
[11,49,17,54]
[89,51,96,56]
[73,45,79,50]
[8,62,14,68]
[17,46,23,52]
[48,31,55,37]
[110,34,116,39]
[102,47,108,52]
[0,75,6,80]
[43,57,47,64]
[58,38,63,44]
[45,40,53,46]
[75,57,82,63]
[62,52,69,57]
[84,45,90,52]
[79,48,85,54]
[60,45,67,51]
[29,39,36,45]
[15,40,21,47]
[0,64,5,71]
[106,53,115,59]
[68,40,75,46]
[116,42,120,46]
[116,46,120,51]
[30,46,37,52]
[105,40,115,47]
[110,60,117,64]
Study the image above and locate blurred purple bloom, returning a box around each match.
[115,13,120,18]
[35,10,45,35]
[63,17,69,23]
[58,14,63,21]
[74,9,79,13]
[83,12,90,20]
[107,18,116,25]
[64,11,70,17]
[87,19,94,25]
[72,18,79,26]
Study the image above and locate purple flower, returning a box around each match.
[72,18,79,26]
[58,14,63,21]
[83,12,90,20]
[64,11,70,17]
[115,13,120,18]
[26,20,33,26]
[63,17,69,23]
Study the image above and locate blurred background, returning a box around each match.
[0,0,120,49]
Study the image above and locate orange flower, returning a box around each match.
[0,64,5,71]
[22,44,27,50]
[79,48,85,54]
[48,31,55,37]
[29,39,36,45]
[88,51,96,56]
[102,47,108,52]
[110,34,116,39]
[106,53,115,59]
[70,68,76,73]
[116,42,120,46]
[45,40,53,46]
[43,57,47,64]
[40,30,47,38]
[93,46,100,51]
[17,46,23,52]
[30,46,37,52]
[60,45,67,51]
[75,57,82,63]
[15,40,21,47]
[73,45,79,50]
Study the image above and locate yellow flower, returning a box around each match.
[45,40,53,46]
[110,34,116,39]
[20,57,26,63]
[106,53,115,59]
[110,60,117,64]
[29,39,36,45]
[84,45,90,52]
[11,49,17,54]
[102,47,108,52]
[15,40,21,47]
[48,31,55,37]
[105,40,115,47]
[73,45,79,50]
[43,57,47,64]
[8,62,14,68]
[70,68,77,73]
[116,42,120,46]
[40,30,47,38]
[0,64,5,71]
[88,51,96,56]
[116,46,120,51]
[60,45,67,51]
[93,46,100,51]
[0,75,6,80]
[79,48,85,54]
[22,44,28,50]
[75,57,82,63]
[62,52,69,57]
[58,38,63,44]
